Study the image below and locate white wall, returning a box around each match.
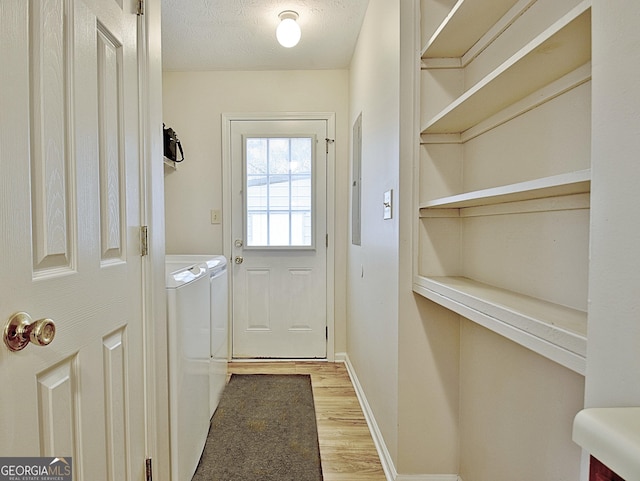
[397,0,461,474]
[459,321,584,481]
[347,2,462,475]
[347,0,401,467]
[585,0,640,408]
[162,69,350,352]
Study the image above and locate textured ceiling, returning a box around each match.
[161,0,370,71]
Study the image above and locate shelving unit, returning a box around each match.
[414,0,592,374]
[413,276,587,373]
[421,0,524,61]
[419,169,590,211]
[421,3,591,135]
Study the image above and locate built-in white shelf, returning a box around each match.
[421,0,523,60]
[421,2,591,134]
[421,62,592,145]
[416,0,592,377]
[413,275,587,374]
[419,169,591,212]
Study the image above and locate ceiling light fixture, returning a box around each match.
[276,10,301,48]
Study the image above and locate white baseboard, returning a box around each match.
[396,476,462,481]
[334,351,347,363]
[339,354,461,481]
[341,354,397,481]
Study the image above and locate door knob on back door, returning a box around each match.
[234,256,244,264]
[4,312,56,352]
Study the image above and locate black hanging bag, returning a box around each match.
[163,123,185,162]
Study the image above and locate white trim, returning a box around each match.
[342,354,397,481]
[229,358,329,363]
[396,476,462,481]
[139,0,168,475]
[334,351,347,363]
[341,354,462,481]
[222,112,336,361]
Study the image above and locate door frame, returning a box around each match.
[137,0,169,477]
[222,112,336,361]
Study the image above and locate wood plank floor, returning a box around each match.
[228,361,388,481]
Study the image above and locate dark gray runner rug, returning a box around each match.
[192,374,323,481]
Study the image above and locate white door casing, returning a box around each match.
[229,118,330,359]
[0,1,146,480]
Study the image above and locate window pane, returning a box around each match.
[245,136,313,247]
[269,178,290,211]
[291,212,312,246]
[268,138,290,174]
[291,138,312,173]
[269,213,290,245]
[246,138,267,174]
[291,175,311,210]
[247,212,267,246]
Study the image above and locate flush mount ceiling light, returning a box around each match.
[276,10,301,48]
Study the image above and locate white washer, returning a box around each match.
[165,262,211,481]
[166,255,229,417]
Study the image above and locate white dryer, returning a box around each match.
[165,255,229,417]
[165,262,210,481]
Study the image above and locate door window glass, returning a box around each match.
[245,137,313,247]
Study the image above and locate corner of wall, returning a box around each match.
[342,354,397,481]
[343,353,463,481]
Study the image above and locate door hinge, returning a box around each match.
[326,326,328,340]
[325,138,334,154]
[145,458,152,481]
[137,0,144,16]
[325,234,329,248]
[141,226,149,256]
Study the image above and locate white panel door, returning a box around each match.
[0,1,145,480]
[231,119,327,358]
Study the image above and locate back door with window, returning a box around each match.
[230,119,327,358]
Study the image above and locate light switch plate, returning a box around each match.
[383,190,392,220]
[211,209,222,224]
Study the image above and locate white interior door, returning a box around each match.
[0,1,146,479]
[230,119,327,358]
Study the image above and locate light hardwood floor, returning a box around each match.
[228,361,388,481]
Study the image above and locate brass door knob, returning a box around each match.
[234,256,244,264]
[4,312,56,352]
